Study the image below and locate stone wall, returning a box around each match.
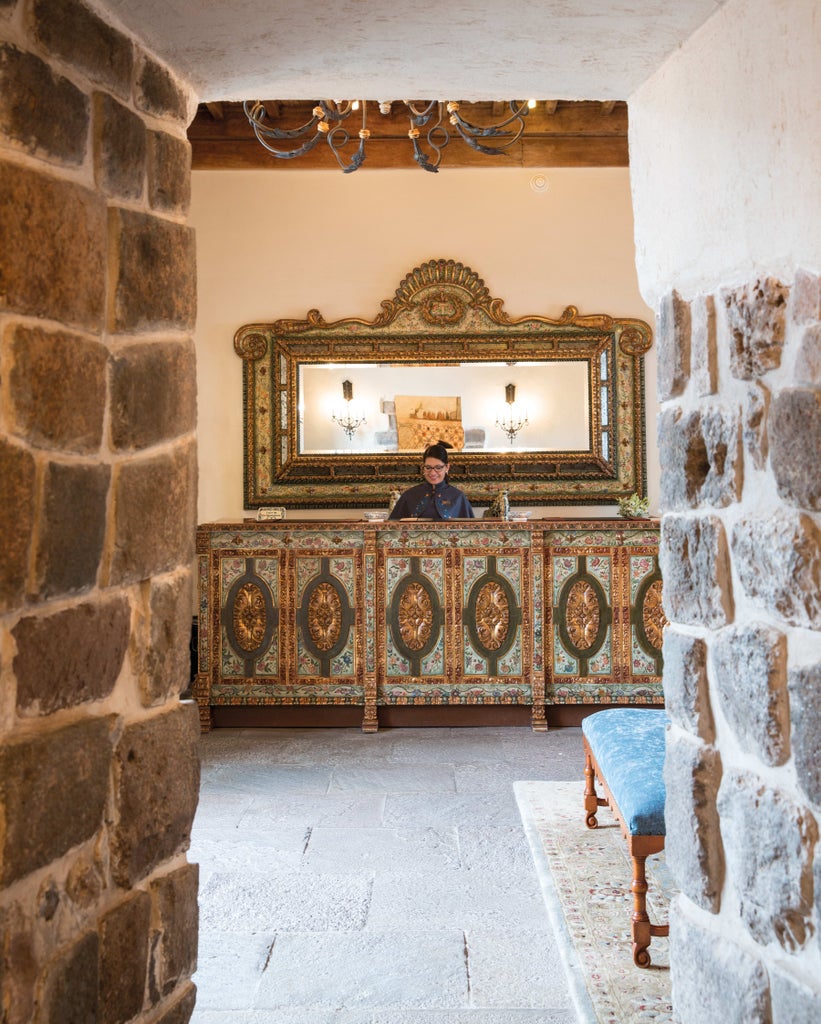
[0,0,200,1021]
[658,273,821,1022]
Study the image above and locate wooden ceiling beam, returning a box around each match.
[188,100,629,170]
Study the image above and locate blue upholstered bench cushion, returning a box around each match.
[582,708,668,836]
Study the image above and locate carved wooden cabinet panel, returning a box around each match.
[545,526,665,704]
[195,519,663,731]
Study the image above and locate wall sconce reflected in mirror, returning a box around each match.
[332,379,367,440]
[495,383,529,443]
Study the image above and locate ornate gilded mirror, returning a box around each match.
[235,259,652,509]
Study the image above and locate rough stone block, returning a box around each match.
[723,277,789,380]
[656,290,691,400]
[664,732,724,911]
[34,460,110,599]
[770,387,821,509]
[711,623,789,766]
[110,443,197,585]
[798,323,821,385]
[139,571,195,706]
[0,159,106,329]
[670,902,770,1024]
[110,702,201,886]
[7,324,107,453]
[817,851,821,962]
[153,983,197,1024]
[718,770,817,952]
[94,91,146,200]
[691,293,718,396]
[658,405,741,511]
[660,514,734,628]
[791,268,821,326]
[771,963,821,1023]
[661,628,714,742]
[151,863,199,995]
[13,595,130,715]
[787,663,821,806]
[0,42,89,163]
[743,381,770,471]
[32,0,133,98]
[109,208,196,332]
[795,324,821,384]
[0,717,114,885]
[148,130,191,213]
[110,340,196,451]
[99,890,151,1024]
[0,438,36,613]
[135,54,190,121]
[39,930,99,1024]
[0,903,37,1024]
[731,512,821,629]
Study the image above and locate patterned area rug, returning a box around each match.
[514,780,675,1024]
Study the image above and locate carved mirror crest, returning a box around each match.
[235,258,652,509]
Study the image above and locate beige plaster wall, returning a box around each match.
[629,0,821,307]
[190,166,658,523]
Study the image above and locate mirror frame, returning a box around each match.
[235,259,653,509]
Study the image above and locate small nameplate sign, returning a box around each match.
[256,507,286,521]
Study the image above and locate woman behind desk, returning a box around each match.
[388,440,476,520]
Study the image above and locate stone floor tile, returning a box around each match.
[192,1012,372,1024]
[454,762,554,794]
[465,928,572,1009]
[366,870,550,932]
[384,791,522,828]
[190,790,254,829]
[329,764,457,793]
[253,931,469,1009]
[190,826,310,885]
[193,931,273,1010]
[266,728,398,766]
[386,728,511,764]
[498,728,584,773]
[238,793,386,829]
[202,763,332,795]
[457,826,535,873]
[198,871,372,933]
[303,826,460,874]
[369,1012,578,1023]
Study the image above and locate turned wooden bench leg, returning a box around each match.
[583,747,608,829]
[630,852,670,967]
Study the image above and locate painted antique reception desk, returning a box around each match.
[194,518,664,731]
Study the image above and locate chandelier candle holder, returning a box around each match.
[496,383,529,443]
[332,379,367,440]
[243,99,533,174]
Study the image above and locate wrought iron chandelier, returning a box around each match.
[495,383,529,443]
[332,379,367,440]
[243,99,534,173]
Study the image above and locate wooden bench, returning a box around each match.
[582,707,668,967]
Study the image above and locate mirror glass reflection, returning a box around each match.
[298,360,591,454]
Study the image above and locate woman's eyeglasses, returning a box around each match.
[423,463,446,473]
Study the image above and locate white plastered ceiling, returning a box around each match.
[96,0,726,103]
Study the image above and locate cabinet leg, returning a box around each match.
[530,703,548,732]
[361,706,379,733]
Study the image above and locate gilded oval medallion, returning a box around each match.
[233,581,267,651]
[398,581,433,651]
[642,579,667,651]
[307,582,342,651]
[475,581,510,651]
[566,580,601,650]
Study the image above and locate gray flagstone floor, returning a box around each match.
[189,725,585,1024]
